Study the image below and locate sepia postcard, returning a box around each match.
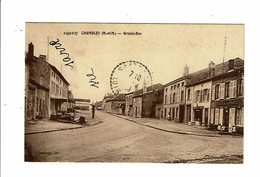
[25,23,244,163]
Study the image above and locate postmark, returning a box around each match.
[110,60,153,94]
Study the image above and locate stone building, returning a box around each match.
[210,58,244,133]
[125,92,134,116]
[25,43,50,120]
[185,58,244,130]
[105,94,126,114]
[132,83,163,118]
[163,65,189,122]
[49,64,70,115]
[25,42,71,120]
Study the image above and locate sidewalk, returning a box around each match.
[113,114,221,137]
[25,110,100,135]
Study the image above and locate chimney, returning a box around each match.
[39,55,47,62]
[28,42,34,59]
[183,64,189,76]
[209,61,215,77]
[228,59,235,71]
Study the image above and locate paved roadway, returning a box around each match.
[25,111,243,163]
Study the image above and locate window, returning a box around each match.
[181,82,184,87]
[199,90,203,102]
[56,84,59,95]
[173,93,176,103]
[171,86,173,90]
[176,107,178,118]
[187,89,191,101]
[195,90,200,102]
[215,108,219,124]
[40,75,44,85]
[203,89,209,102]
[215,84,220,99]
[177,83,180,88]
[169,93,172,103]
[51,81,55,93]
[181,91,184,102]
[164,95,167,104]
[165,88,168,93]
[225,82,230,98]
[236,108,244,126]
[174,85,176,89]
[237,79,243,96]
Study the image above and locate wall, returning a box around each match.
[133,97,142,118]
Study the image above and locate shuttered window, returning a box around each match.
[220,83,225,99]
[219,108,223,125]
[229,108,236,127]
[212,85,215,100]
[210,109,215,124]
[215,108,219,124]
[236,108,244,126]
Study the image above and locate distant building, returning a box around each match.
[163,65,189,122]
[102,94,114,111]
[125,92,134,116]
[95,101,103,110]
[49,64,70,115]
[132,83,163,118]
[74,98,91,111]
[105,94,126,114]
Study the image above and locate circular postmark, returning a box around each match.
[110,60,153,94]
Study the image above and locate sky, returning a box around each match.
[25,23,244,102]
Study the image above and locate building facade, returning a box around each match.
[105,94,126,114]
[25,42,72,120]
[49,64,70,115]
[210,58,244,133]
[163,77,187,122]
[125,92,134,116]
[25,43,50,120]
[132,84,163,118]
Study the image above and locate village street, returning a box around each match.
[25,111,243,163]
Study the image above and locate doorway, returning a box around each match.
[204,108,209,126]
[223,108,229,127]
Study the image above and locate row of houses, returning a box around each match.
[102,58,244,133]
[25,42,75,120]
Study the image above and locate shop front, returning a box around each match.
[211,98,243,133]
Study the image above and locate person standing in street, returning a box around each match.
[92,104,95,118]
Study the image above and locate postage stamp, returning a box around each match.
[25,23,244,163]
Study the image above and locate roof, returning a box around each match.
[133,83,163,97]
[164,76,186,87]
[74,98,91,102]
[107,94,126,102]
[186,58,244,86]
[49,64,70,85]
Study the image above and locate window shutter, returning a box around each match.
[220,83,225,99]
[219,108,223,125]
[233,80,237,98]
[215,108,219,124]
[210,109,214,124]
[212,85,215,100]
[229,81,234,98]
[229,108,236,127]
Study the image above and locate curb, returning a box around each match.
[25,120,102,135]
[112,114,221,138]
